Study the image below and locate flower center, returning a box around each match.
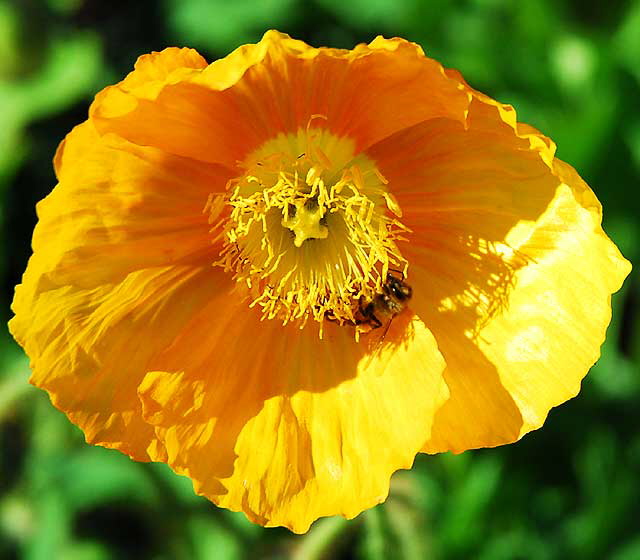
[210,124,410,334]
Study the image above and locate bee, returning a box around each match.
[324,270,413,340]
[355,270,413,332]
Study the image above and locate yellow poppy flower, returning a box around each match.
[9,31,630,533]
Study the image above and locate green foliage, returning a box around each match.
[1,0,638,558]
[165,0,297,52]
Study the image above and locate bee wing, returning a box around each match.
[371,318,393,355]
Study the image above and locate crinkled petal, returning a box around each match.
[138,312,447,532]
[90,45,267,168]
[10,265,229,460]
[11,115,231,459]
[37,120,230,288]
[473,163,629,435]
[367,96,630,452]
[90,31,471,167]
[422,177,628,454]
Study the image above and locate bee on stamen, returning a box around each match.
[324,270,413,342]
[355,270,412,332]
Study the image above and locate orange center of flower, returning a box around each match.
[209,120,410,334]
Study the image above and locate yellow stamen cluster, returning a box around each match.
[210,129,410,333]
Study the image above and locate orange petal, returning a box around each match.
[222,32,472,151]
[90,44,268,168]
[38,120,230,287]
[367,96,630,452]
[10,265,229,461]
[138,312,447,532]
[90,32,471,167]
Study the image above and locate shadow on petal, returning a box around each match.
[366,99,568,450]
[138,304,446,532]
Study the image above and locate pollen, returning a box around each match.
[210,126,410,332]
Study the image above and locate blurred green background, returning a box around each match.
[1,0,638,558]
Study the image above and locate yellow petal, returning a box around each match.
[40,120,230,287]
[11,114,231,459]
[90,47,207,118]
[123,47,208,87]
[138,313,447,532]
[10,265,229,460]
[423,179,629,453]
[477,167,630,431]
[368,95,630,452]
